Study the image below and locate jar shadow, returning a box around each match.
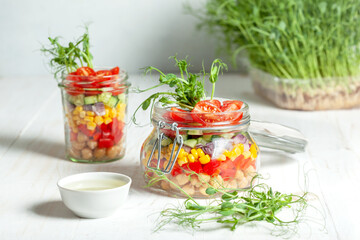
[0,134,65,160]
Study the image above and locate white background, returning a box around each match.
[0,0,244,78]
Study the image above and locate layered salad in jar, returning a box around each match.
[41,28,129,162]
[136,57,259,197]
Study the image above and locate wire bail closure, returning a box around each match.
[146,121,183,173]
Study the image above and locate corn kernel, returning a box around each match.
[104,117,112,124]
[86,111,95,116]
[84,116,94,122]
[110,108,117,118]
[197,148,205,158]
[238,144,244,153]
[199,155,211,164]
[80,120,87,125]
[218,154,226,161]
[229,151,237,160]
[250,144,258,159]
[94,116,104,125]
[223,150,231,158]
[79,111,86,118]
[233,147,241,157]
[87,122,96,131]
[188,154,196,163]
[191,149,198,159]
[74,106,82,113]
[178,148,185,158]
[104,109,110,118]
[243,151,251,159]
[178,156,188,166]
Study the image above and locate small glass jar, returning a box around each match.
[140,100,259,198]
[59,69,129,163]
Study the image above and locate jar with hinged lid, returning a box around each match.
[140,99,307,198]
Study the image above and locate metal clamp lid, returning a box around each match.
[146,121,183,173]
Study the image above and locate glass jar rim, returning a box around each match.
[151,98,250,130]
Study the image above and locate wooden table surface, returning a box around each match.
[0,74,359,240]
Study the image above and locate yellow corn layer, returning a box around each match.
[178,156,188,166]
[188,154,196,163]
[84,116,94,122]
[86,111,95,116]
[243,151,251,159]
[197,148,205,158]
[104,117,112,124]
[87,122,96,131]
[250,144,258,159]
[94,116,104,125]
[199,154,211,164]
[190,149,198,159]
[79,111,86,118]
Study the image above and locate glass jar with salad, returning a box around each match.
[41,28,130,163]
[136,56,307,197]
[141,99,258,197]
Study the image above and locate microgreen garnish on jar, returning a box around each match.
[41,27,94,80]
[132,56,228,125]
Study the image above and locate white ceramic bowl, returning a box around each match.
[57,172,131,218]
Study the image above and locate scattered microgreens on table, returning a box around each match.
[146,169,310,235]
[132,56,227,124]
[40,27,94,80]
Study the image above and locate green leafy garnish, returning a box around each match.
[147,170,311,235]
[132,56,227,124]
[41,27,93,80]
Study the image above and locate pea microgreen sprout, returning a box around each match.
[190,0,360,85]
[41,27,93,80]
[132,56,228,124]
[146,169,310,235]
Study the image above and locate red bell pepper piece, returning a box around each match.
[78,124,95,137]
[183,161,203,174]
[171,164,182,177]
[219,160,237,181]
[98,138,114,148]
[203,160,220,176]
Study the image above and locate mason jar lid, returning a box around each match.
[151,98,250,131]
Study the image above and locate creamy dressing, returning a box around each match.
[65,179,126,191]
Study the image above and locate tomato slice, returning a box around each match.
[221,100,244,123]
[76,67,96,76]
[111,66,120,75]
[170,107,193,123]
[203,99,221,108]
[191,100,222,125]
[221,100,243,111]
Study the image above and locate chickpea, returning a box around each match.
[238,178,249,188]
[198,173,211,184]
[87,140,98,150]
[169,177,179,190]
[77,132,88,143]
[107,146,120,159]
[190,176,201,187]
[68,148,81,159]
[94,148,106,159]
[210,175,224,189]
[235,170,245,180]
[71,141,85,150]
[199,186,208,196]
[175,174,189,186]
[182,184,195,196]
[160,180,170,191]
[81,148,93,160]
[244,166,256,178]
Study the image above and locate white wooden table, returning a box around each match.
[1,74,359,240]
